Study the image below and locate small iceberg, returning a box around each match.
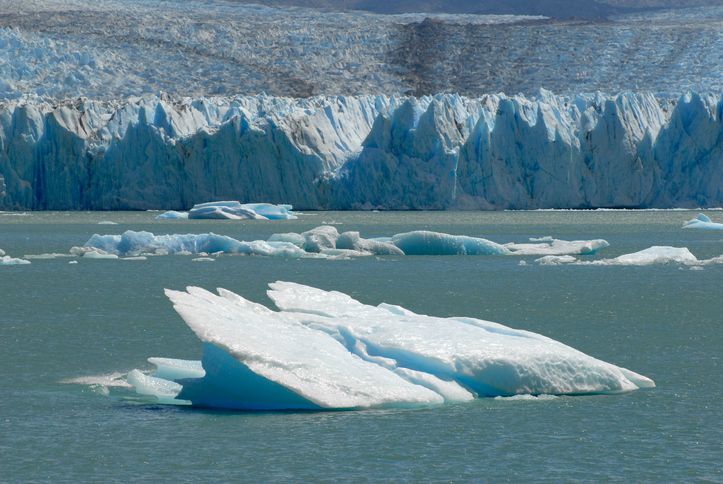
[1,255,31,265]
[682,213,723,231]
[536,246,723,267]
[155,211,189,220]
[155,202,297,220]
[103,283,655,411]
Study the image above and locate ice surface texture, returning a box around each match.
[81,227,608,259]
[1,91,721,210]
[124,283,654,410]
[0,0,719,99]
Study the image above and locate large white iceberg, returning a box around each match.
[682,213,723,231]
[123,283,654,410]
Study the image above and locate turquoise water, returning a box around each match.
[1,211,721,482]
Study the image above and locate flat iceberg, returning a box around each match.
[682,213,723,231]
[81,227,609,259]
[188,201,297,220]
[536,246,723,267]
[121,283,654,411]
[505,237,610,256]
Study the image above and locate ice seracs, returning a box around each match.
[120,283,654,410]
[682,213,723,231]
[1,92,721,211]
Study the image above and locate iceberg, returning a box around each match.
[504,237,610,256]
[391,231,510,256]
[83,230,307,258]
[156,202,297,220]
[81,227,608,259]
[1,255,31,265]
[122,283,654,410]
[535,246,723,267]
[682,213,723,231]
[155,211,189,220]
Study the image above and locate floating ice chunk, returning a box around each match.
[302,226,340,253]
[535,246,723,267]
[153,287,443,410]
[192,257,215,262]
[267,232,305,248]
[506,237,609,256]
[0,255,31,265]
[610,246,699,266]
[83,230,307,258]
[24,253,73,260]
[535,255,578,265]
[682,213,723,231]
[189,201,265,220]
[122,256,148,261]
[126,370,190,405]
[123,283,654,411]
[98,221,118,225]
[391,231,510,256]
[148,358,205,381]
[0,248,5,256]
[70,246,119,259]
[241,203,297,220]
[337,232,404,256]
[269,282,655,397]
[156,210,189,220]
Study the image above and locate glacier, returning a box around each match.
[119,283,654,410]
[0,0,720,99]
[682,213,723,231]
[0,91,721,211]
[79,227,609,259]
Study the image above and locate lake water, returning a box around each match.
[1,210,721,482]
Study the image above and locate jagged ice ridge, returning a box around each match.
[0,91,721,210]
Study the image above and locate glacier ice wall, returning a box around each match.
[0,91,721,210]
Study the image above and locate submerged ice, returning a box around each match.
[120,283,654,410]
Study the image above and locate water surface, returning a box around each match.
[1,210,721,481]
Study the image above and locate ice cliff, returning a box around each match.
[0,91,720,210]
